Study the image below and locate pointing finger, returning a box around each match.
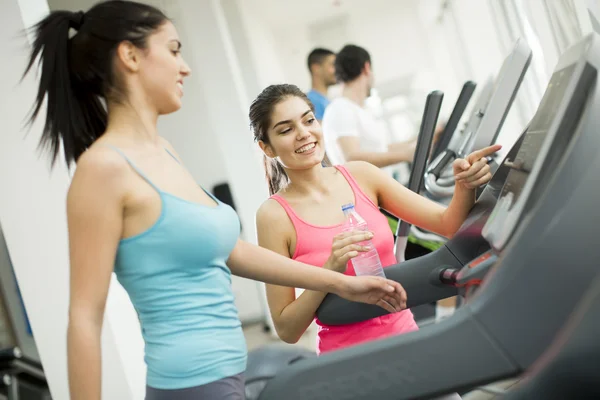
[468,144,502,164]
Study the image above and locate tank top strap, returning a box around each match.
[334,164,380,210]
[163,147,181,164]
[104,145,162,193]
[269,194,305,227]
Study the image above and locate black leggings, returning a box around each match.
[146,373,245,400]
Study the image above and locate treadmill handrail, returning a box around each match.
[430,81,477,161]
[317,245,461,325]
[395,90,443,238]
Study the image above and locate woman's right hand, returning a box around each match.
[324,230,374,273]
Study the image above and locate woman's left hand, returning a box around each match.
[334,275,407,313]
[453,144,502,190]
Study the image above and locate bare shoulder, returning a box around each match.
[343,160,379,174]
[68,146,130,208]
[255,197,295,255]
[256,198,290,229]
[343,160,383,184]
[72,146,130,185]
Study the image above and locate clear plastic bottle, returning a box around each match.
[341,203,386,278]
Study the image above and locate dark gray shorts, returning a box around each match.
[146,373,245,400]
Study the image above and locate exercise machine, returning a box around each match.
[429,80,477,163]
[424,38,532,201]
[408,38,532,275]
[502,273,600,399]
[0,224,51,400]
[393,90,443,263]
[257,31,600,400]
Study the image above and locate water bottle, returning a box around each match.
[341,203,386,278]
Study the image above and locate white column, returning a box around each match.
[160,0,269,324]
[1,0,145,398]
[220,0,262,102]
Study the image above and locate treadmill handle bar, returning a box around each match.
[395,90,443,242]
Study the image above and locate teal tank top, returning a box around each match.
[109,146,247,390]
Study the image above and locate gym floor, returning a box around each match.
[242,322,521,399]
[243,321,318,352]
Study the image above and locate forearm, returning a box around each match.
[441,185,476,237]
[67,320,102,400]
[274,289,328,343]
[346,150,412,168]
[228,240,344,293]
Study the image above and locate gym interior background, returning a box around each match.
[0,0,596,399]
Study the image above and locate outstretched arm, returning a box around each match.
[227,239,406,313]
[324,104,416,167]
[348,144,502,238]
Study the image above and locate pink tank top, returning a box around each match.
[270,165,418,354]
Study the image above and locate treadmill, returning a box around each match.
[502,272,600,399]
[403,81,477,253]
[0,224,51,399]
[407,38,532,261]
[258,31,600,400]
[424,38,532,201]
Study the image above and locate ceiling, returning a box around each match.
[244,0,365,29]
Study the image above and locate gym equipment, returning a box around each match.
[392,90,443,323]
[0,224,51,399]
[502,273,600,399]
[244,343,316,400]
[257,31,600,400]
[425,38,532,200]
[393,90,443,263]
[408,39,531,279]
[429,81,477,162]
[404,81,477,249]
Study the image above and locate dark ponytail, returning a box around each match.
[249,84,315,196]
[22,1,169,168]
[261,156,289,197]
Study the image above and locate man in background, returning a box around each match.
[322,44,417,170]
[306,48,337,122]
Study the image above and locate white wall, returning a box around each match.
[238,1,287,92]
[258,0,437,94]
[237,0,519,138]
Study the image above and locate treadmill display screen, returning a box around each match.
[499,64,576,204]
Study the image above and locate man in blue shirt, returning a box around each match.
[306,48,337,122]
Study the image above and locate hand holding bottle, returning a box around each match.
[324,230,375,273]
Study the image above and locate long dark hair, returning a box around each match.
[249,84,315,196]
[22,0,169,168]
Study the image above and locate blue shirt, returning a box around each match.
[307,89,330,121]
[110,146,246,390]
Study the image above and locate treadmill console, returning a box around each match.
[483,37,597,251]
[424,39,531,199]
[466,38,532,154]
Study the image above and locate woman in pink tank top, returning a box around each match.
[250,84,501,355]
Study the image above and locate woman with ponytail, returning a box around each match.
[23,1,408,399]
[251,84,500,357]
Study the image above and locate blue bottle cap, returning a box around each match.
[341,203,355,212]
